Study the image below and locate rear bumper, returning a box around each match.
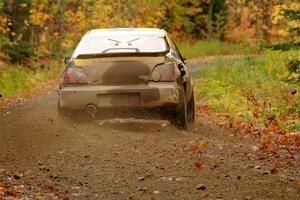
[58,82,180,109]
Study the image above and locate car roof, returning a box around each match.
[85,28,167,37]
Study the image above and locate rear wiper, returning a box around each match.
[102,48,140,53]
[107,38,121,43]
[127,37,140,45]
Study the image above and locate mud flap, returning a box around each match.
[187,89,195,122]
[177,89,188,130]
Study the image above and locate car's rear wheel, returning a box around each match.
[177,89,188,130]
[187,89,195,122]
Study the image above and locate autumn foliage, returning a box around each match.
[0,0,299,63]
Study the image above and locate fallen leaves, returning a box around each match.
[0,170,71,199]
[191,140,209,153]
[267,116,282,133]
[195,105,300,153]
[198,140,209,150]
[0,182,4,195]
[191,146,198,152]
[207,155,216,161]
[270,168,278,174]
[190,140,210,171]
[194,162,202,170]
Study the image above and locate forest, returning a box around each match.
[0,0,298,62]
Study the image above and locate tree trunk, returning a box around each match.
[58,0,64,39]
[57,0,64,57]
[207,0,215,39]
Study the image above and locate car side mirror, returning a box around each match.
[64,57,71,64]
[178,63,186,76]
[165,52,173,62]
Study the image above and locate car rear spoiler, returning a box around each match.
[76,51,169,59]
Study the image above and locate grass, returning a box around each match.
[194,49,300,131]
[178,40,258,58]
[0,62,61,97]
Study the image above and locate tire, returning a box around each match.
[177,89,188,130]
[187,89,195,122]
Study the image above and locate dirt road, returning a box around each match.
[1,59,300,199]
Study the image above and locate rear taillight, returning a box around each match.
[150,62,177,82]
[63,67,88,84]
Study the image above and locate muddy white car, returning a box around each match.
[58,28,195,129]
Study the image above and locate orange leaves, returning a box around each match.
[267,116,282,133]
[194,162,202,170]
[198,140,209,150]
[30,11,52,26]
[191,146,198,152]
[277,134,288,145]
[0,16,8,34]
[270,167,278,174]
[0,182,4,195]
[225,0,293,44]
[196,103,300,153]
[191,140,209,153]
[191,140,209,171]
[260,117,284,153]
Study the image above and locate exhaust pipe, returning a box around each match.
[85,104,97,119]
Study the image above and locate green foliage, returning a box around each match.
[283,8,300,20]
[286,59,300,82]
[270,7,300,82]
[195,50,300,131]
[291,122,300,131]
[0,62,60,97]
[266,42,299,51]
[0,0,34,63]
[283,8,300,82]
[2,39,35,63]
[287,59,300,74]
[0,67,33,96]
[283,8,300,42]
[178,40,254,58]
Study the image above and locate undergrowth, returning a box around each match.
[178,40,258,58]
[0,62,61,97]
[195,49,300,132]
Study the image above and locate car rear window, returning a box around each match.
[73,32,168,58]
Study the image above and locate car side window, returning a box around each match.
[168,40,180,60]
[171,40,185,62]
